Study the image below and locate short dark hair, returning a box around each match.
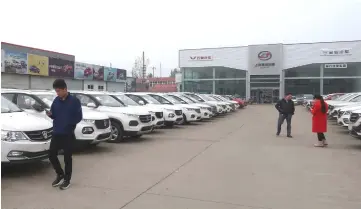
[53,79,67,89]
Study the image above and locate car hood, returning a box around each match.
[177,104,201,109]
[327,101,353,105]
[191,103,211,108]
[100,106,150,115]
[82,109,109,120]
[337,103,361,111]
[333,102,360,107]
[129,105,163,113]
[146,104,181,111]
[2,112,52,131]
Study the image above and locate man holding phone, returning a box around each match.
[275,93,295,138]
[47,79,82,190]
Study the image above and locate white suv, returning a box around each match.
[71,91,153,142]
[336,104,361,127]
[108,93,165,130]
[146,93,202,124]
[2,89,112,147]
[165,93,214,119]
[1,96,52,163]
[125,93,184,127]
[348,109,361,138]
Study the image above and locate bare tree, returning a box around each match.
[131,55,150,78]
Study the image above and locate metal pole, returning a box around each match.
[142,51,145,79]
[160,63,162,77]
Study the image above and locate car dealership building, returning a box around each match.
[179,40,361,103]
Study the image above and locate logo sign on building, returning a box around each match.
[248,44,283,75]
[324,63,347,68]
[320,48,352,56]
[189,56,213,61]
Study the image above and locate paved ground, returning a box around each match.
[2,105,361,209]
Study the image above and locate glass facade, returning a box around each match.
[215,80,246,96]
[182,62,361,99]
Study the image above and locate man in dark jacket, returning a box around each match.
[275,93,295,138]
[47,79,82,190]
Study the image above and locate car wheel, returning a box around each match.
[109,122,124,143]
[181,113,188,125]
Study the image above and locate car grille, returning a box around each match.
[212,106,217,113]
[155,112,163,119]
[338,111,344,118]
[24,128,53,141]
[230,104,235,109]
[95,119,110,129]
[350,113,360,123]
[175,110,182,116]
[141,126,153,131]
[22,150,49,159]
[97,132,111,140]
[195,109,201,113]
[222,105,226,109]
[139,114,152,123]
[207,107,212,112]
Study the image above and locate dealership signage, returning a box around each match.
[248,44,282,75]
[320,48,352,56]
[324,63,347,68]
[189,56,213,61]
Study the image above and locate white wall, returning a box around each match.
[283,41,361,69]
[84,80,107,91]
[179,47,248,70]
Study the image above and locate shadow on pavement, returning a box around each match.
[2,161,51,178]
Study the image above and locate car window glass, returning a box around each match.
[76,94,94,106]
[350,95,361,102]
[2,93,15,102]
[16,94,40,110]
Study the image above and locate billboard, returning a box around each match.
[116,69,127,82]
[1,49,5,72]
[104,67,117,82]
[74,62,94,80]
[93,65,104,80]
[27,53,49,76]
[126,77,136,92]
[3,50,28,74]
[48,57,74,78]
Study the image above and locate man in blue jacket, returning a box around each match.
[47,79,82,190]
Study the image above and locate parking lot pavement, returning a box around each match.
[2,105,361,209]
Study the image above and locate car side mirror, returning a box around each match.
[87,102,96,108]
[138,100,145,105]
[32,103,44,112]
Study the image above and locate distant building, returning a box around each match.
[136,77,177,92]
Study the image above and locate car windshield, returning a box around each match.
[167,95,188,104]
[178,95,195,103]
[182,95,198,103]
[93,95,125,107]
[187,94,205,102]
[140,94,161,104]
[162,95,182,104]
[210,95,223,101]
[349,95,361,102]
[201,95,217,101]
[114,94,138,106]
[292,96,296,99]
[34,93,56,107]
[1,96,22,113]
[334,94,351,101]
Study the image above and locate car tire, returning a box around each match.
[109,121,124,143]
[181,113,188,125]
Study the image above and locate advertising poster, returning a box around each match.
[74,62,94,80]
[3,50,28,74]
[104,67,117,82]
[1,49,4,72]
[116,69,127,82]
[126,77,136,92]
[27,53,49,76]
[48,57,74,78]
[93,65,104,80]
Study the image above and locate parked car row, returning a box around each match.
[302,92,361,139]
[1,89,245,164]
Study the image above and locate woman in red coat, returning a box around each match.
[311,95,329,147]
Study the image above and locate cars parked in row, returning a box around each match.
[304,92,361,139]
[1,90,244,164]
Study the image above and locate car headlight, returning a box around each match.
[345,111,351,115]
[1,130,28,142]
[83,119,95,124]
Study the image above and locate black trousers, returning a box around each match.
[317,133,326,141]
[277,113,292,136]
[49,133,75,181]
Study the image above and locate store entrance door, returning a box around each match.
[251,88,279,104]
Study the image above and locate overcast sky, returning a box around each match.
[1,0,361,77]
